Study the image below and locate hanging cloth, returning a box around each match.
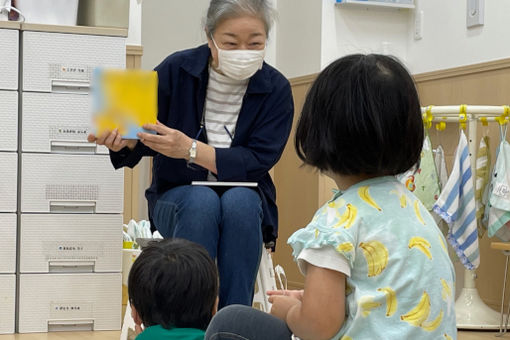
[475,135,490,236]
[434,144,449,191]
[433,130,480,270]
[397,134,441,210]
[485,126,510,241]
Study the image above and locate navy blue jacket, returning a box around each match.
[110,44,294,244]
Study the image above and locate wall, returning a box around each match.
[407,0,510,74]
[275,0,322,78]
[127,0,142,46]
[321,0,410,70]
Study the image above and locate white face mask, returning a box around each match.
[212,38,265,80]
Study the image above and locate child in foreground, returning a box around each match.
[205,54,456,340]
[129,238,218,340]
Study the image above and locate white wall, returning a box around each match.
[321,0,410,70]
[127,0,142,46]
[407,0,510,74]
[276,0,322,79]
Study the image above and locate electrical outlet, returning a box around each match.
[467,0,484,28]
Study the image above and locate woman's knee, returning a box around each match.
[221,187,262,219]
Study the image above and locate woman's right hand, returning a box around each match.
[267,289,304,301]
[87,129,138,152]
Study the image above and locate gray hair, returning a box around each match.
[205,0,276,38]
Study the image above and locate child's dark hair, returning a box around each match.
[128,238,218,330]
[295,54,423,176]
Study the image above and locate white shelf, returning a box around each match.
[336,0,415,9]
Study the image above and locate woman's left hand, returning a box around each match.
[269,295,301,321]
[138,121,192,159]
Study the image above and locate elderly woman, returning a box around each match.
[89,0,294,308]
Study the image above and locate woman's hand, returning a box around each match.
[269,295,301,321]
[87,129,137,152]
[267,290,304,301]
[138,121,192,160]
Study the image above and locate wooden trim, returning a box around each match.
[126,45,143,56]
[414,58,510,83]
[21,23,127,37]
[0,21,20,29]
[289,73,318,87]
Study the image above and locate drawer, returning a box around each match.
[0,214,16,274]
[22,31,125,93]
[21,153,124,214]
[0,91,18,152]
[20,214,122,273]
[0,152,17,213]
[19,273,121,333]
[22,92,108,154]
[0,29,19,90]
[0,275,15,334]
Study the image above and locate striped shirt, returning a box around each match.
[205,66,248,149]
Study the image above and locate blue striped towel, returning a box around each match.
[433,130,480,269]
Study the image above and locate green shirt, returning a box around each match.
[136,325,205,340]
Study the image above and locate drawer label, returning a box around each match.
[50,126,91,141]
[45,184,99,200]
[50,301,93,319]
[44,241,105,260]
[50,64,91,82]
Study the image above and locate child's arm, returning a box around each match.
[273,264,346,340]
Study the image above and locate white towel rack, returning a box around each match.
[421,105,509,330]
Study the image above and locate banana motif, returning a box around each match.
[340,336,352,340]
[414,200,426,225]
[328,198,345,210]
[360,241,389,277]
[440,279,452,301]
[390,190,408,208]
[337,242,354,253]
[400,291,431,327]
[377,287,397,317]
[444,334,453,340]
[358,186,382,211]
[408,237,432,260]
[333,204,358,229]
[314,228,320,239]
[421,309,444,331]
[359,296,382,317]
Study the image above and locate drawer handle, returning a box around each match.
[49,201,96,214]
[51,79,90,94]
[49,260,96,273]
[50,141,97,154]
[48,319,94,332]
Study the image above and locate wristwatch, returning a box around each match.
[188,139,197,164]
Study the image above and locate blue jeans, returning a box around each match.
[152,185,263,308]
[205,305,293,340]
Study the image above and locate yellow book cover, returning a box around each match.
[92,69,158,139]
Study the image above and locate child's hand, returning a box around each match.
[269,295,301,321]
[267,289,304,301]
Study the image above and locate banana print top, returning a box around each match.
[288,176,456,340]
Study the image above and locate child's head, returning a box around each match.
[295,54,423,177]
[128,238,219,331]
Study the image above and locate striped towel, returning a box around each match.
[475,136,490,235]
[433,130,480,270]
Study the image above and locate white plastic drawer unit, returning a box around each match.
[0,91,18,152]
[19,273,122,333]
[0,28,19,90]
[20,214,122,273]
[0,275,15,334]
[22,30,125,93]
[0,214,16,274]
[0,152,18,213]
[21,153,124,214]
[22,92,108,154]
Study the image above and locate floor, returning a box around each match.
[0,330,507,339]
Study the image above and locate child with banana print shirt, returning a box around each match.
[205,54,456,340]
